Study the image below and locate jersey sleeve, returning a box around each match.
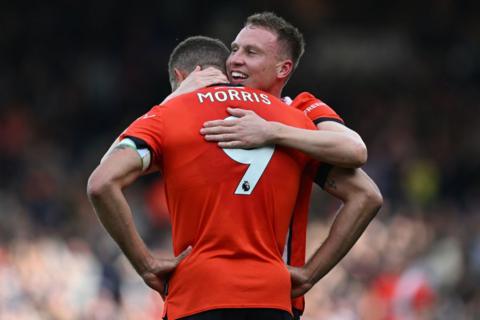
[119,104,165,165]
[292,92,344,125]
[314,164,333,188]
[297,96,336,188]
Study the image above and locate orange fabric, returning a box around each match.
[292,92,344,124]
[287,91,342,313]
[286,167,315,313]
[121,86,317,320]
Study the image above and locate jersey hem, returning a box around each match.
[168,304,292,320]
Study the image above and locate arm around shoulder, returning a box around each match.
[200,108,368,168]
[316,121,368,168]
[266,120,367,168]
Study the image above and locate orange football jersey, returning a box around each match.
[120,85,317,320]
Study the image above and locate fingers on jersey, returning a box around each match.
[226,107,251,117]
[204,133,238,143]
[175,246,193,264]
[217,141,246,149]
[201,123,238,135]
[202,118,239,129]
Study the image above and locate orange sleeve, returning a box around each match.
[292,92,344,125]
[119,104,165,164]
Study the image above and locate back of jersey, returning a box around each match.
[121,85,316,319]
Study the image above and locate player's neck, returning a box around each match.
[267,83,285,98]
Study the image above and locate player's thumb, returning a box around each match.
[175,246,192,265]
[227,107,248,117]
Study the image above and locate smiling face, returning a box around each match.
[226,25,292,97]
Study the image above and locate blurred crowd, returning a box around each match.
[1,1,479,319]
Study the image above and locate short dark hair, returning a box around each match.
[246,12,305,70]
[168,36,229,90]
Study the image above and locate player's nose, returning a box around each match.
[228,50,244,66]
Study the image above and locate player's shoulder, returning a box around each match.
[145,103,166,115]
[129,104,164,124]
[290,91,329,109]
[286,91,344,125]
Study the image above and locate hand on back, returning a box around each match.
[164,66,229,103]
[200,107,275,149]
[141,246,192,299]
[287,265,313,298]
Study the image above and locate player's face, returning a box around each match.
[227,25,283,94]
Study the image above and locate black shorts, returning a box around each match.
[292,308,302,320]
[174,308,292,320]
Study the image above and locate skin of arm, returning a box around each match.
[87,146,191,298]
[270,122,366,167]
[288,167,383,297]
[201,107,367,168]
[101,137,121,163]
[161,66,228,103]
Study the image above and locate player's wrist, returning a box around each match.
[267,121,283,144]
[131,250,157,276]
[301,262,318,285]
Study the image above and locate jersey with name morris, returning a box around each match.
[120,85,317,319]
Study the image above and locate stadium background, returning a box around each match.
[1,1,479,319]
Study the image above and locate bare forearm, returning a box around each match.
[304,168,382,284]
[270,122,366,167]
[88,185,154,274]
[305,197,379,283]
[89,189,149,268]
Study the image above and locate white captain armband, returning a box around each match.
[117,137,152,172]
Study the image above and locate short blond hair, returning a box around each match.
[246,12,305,70]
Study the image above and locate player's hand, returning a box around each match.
[163,66,229,103]
[201,107,274,148]
[140,246,192,299]
[287,265,313,298]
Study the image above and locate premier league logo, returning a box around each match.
[242,181,250,192]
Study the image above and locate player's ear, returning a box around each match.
[174,68,188,83]
[276,60,293,80]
